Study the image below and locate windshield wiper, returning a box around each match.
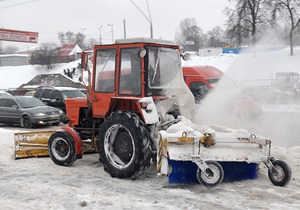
[152,49,160,83]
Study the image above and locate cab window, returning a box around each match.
[119,48,141,95]
[94,49,116,92]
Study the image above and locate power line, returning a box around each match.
[0,0,39,10]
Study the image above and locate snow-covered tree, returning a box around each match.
[272,0,300,55]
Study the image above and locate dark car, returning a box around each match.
[33,86,86,113]
[0,96,64,128]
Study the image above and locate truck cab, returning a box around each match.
[182,66,223,102]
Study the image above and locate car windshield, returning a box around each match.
[15,96,46,108]
[61,90,86,99]
[147,47,182,88]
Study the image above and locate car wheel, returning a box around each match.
[22,116,32,128]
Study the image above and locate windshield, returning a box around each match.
[147,47,182,88]
[15,96,45,108]
[207,78,220,88]
[61,90,86,99]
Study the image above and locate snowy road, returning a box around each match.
[0,126,300,210]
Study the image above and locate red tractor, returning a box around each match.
[48,38,194,179]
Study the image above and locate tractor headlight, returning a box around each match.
[140,101,153,113]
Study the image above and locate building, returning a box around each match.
[58,44,82,63]
[0,54,29,66]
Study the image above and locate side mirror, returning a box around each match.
[81,52,87,69]
[182,53,191,61]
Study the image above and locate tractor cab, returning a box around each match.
[81,38,194,121]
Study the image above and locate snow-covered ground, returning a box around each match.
[0,127,300,210]
[0,47,300,209]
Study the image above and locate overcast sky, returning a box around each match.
[0,0,229,49]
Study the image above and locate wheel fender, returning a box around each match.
[138,97,159,124]
[61,126,83,154]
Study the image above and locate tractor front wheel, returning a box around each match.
[98,111,151,179]
[48,131,77,166]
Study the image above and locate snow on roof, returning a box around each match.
[16,45,39,54]
[59,44,82,57]
[0,54,29,58]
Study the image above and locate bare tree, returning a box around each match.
[75,32,86,49]
[272,0,300,55]
[225,0,270,47]
[58,31,86,48]
[175,17,206,51]
[3,45,19,54]
[65,31,76,44]
[29,42,59,69]
[206,26,227,47]
[85,37,98,49]
[58,32,65,45]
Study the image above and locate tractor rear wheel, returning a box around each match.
[98,111,151,179]
[48,131,77,166]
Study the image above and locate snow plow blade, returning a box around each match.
[14,130,56,159]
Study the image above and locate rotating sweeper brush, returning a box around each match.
[157,124,291,187]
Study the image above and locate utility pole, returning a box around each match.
[80,28,86,48]
[130,0,153,38]
[123,19,126,38]
[108,24,114,43]
[98,25,102,45]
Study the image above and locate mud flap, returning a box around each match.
[168,160,257,184]
[14,130,56,159]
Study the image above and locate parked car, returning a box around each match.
[0,91,12,97]
[0,96,64,128]
[33,86,86,113]
[25,90,36,96]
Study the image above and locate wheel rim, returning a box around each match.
[51,137,70,161]
[271,165,285,182]
[23,117,30,128]
[104,124,135,169]
[199,164,221,184]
